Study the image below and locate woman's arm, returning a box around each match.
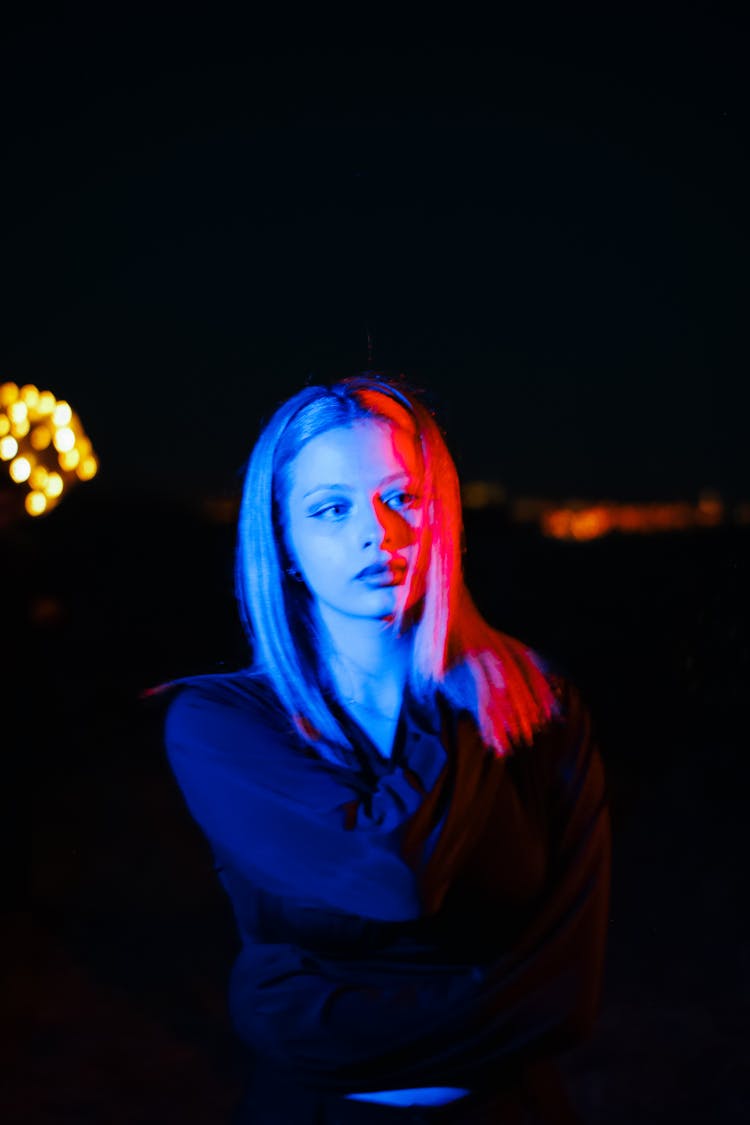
[225,681,611,1093]
[164,683,425,922]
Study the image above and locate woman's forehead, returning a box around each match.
[289,420,422,493]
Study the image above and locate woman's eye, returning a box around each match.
[384,491,418,511]
[311,501,349,520]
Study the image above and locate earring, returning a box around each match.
[286,565,303,582]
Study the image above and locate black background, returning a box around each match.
[2,9,748,1123]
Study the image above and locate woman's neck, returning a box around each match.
[317,608,412,715]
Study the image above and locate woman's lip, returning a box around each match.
[356,562,407,581]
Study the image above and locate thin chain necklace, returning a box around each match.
[343,695,402,722]
[330,649,406,724]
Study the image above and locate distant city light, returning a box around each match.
[541,493,727,539]
[460,480,743,538]
[461,480,508,509]
[0,380,99,516]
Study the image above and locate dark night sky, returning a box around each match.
[1,10,747,502]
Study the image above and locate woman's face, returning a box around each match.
[284,419,427,626]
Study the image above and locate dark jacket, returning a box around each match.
[163,666,610,1119]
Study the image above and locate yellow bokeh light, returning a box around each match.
[58,448,80,470]
[77,455,98,481]
[30,425,52,450]
[53,426,76,452]
[52,401,72,426]
[0,383,19,406]
[44,472,64,498]
[0,435,18,460]
[9,456,32,483]
[29,465,49,489]
[20,384,39,408]
[3,382,97,514]
[25,491,48,516]
[36,391,56,415]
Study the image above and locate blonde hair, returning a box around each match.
[236,375,559,764]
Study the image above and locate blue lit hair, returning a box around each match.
[235,375,559,764]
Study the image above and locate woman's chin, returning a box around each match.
[357,586,403,619]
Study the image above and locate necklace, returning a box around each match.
[343,696,402,723]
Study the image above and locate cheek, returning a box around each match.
[291,522,348,582]
[407,513,429,553]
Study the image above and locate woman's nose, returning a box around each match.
[361,498,394,548]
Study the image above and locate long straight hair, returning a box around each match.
[235,375,559,764]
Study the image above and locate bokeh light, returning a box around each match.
[44,472,64,498]
[9,456,32,483]
[0,435,19,460]
[20,385,39,408]
[77,455,98,481]
[1,380,99,517]
[30,425,52,450]
[29,465,49,489]
[53,427,76,453]
[25,490,47,516]
[52,401,72,426]
[58,448,80,471]
[36,391,56,415]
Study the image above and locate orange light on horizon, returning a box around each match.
[462,481,508,510]
[540,493,731,539]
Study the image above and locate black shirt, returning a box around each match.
[163,666,610,1111]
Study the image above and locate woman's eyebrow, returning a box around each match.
[302,483,354,498]
[302,472,412,500]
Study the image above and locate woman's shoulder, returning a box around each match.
[154,668,294,748]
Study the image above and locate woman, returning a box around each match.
[162,374,611,1123]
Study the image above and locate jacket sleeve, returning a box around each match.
[164,683,429,923]
[225,679,612,1093]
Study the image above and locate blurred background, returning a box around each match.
[2,9,748,1123]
